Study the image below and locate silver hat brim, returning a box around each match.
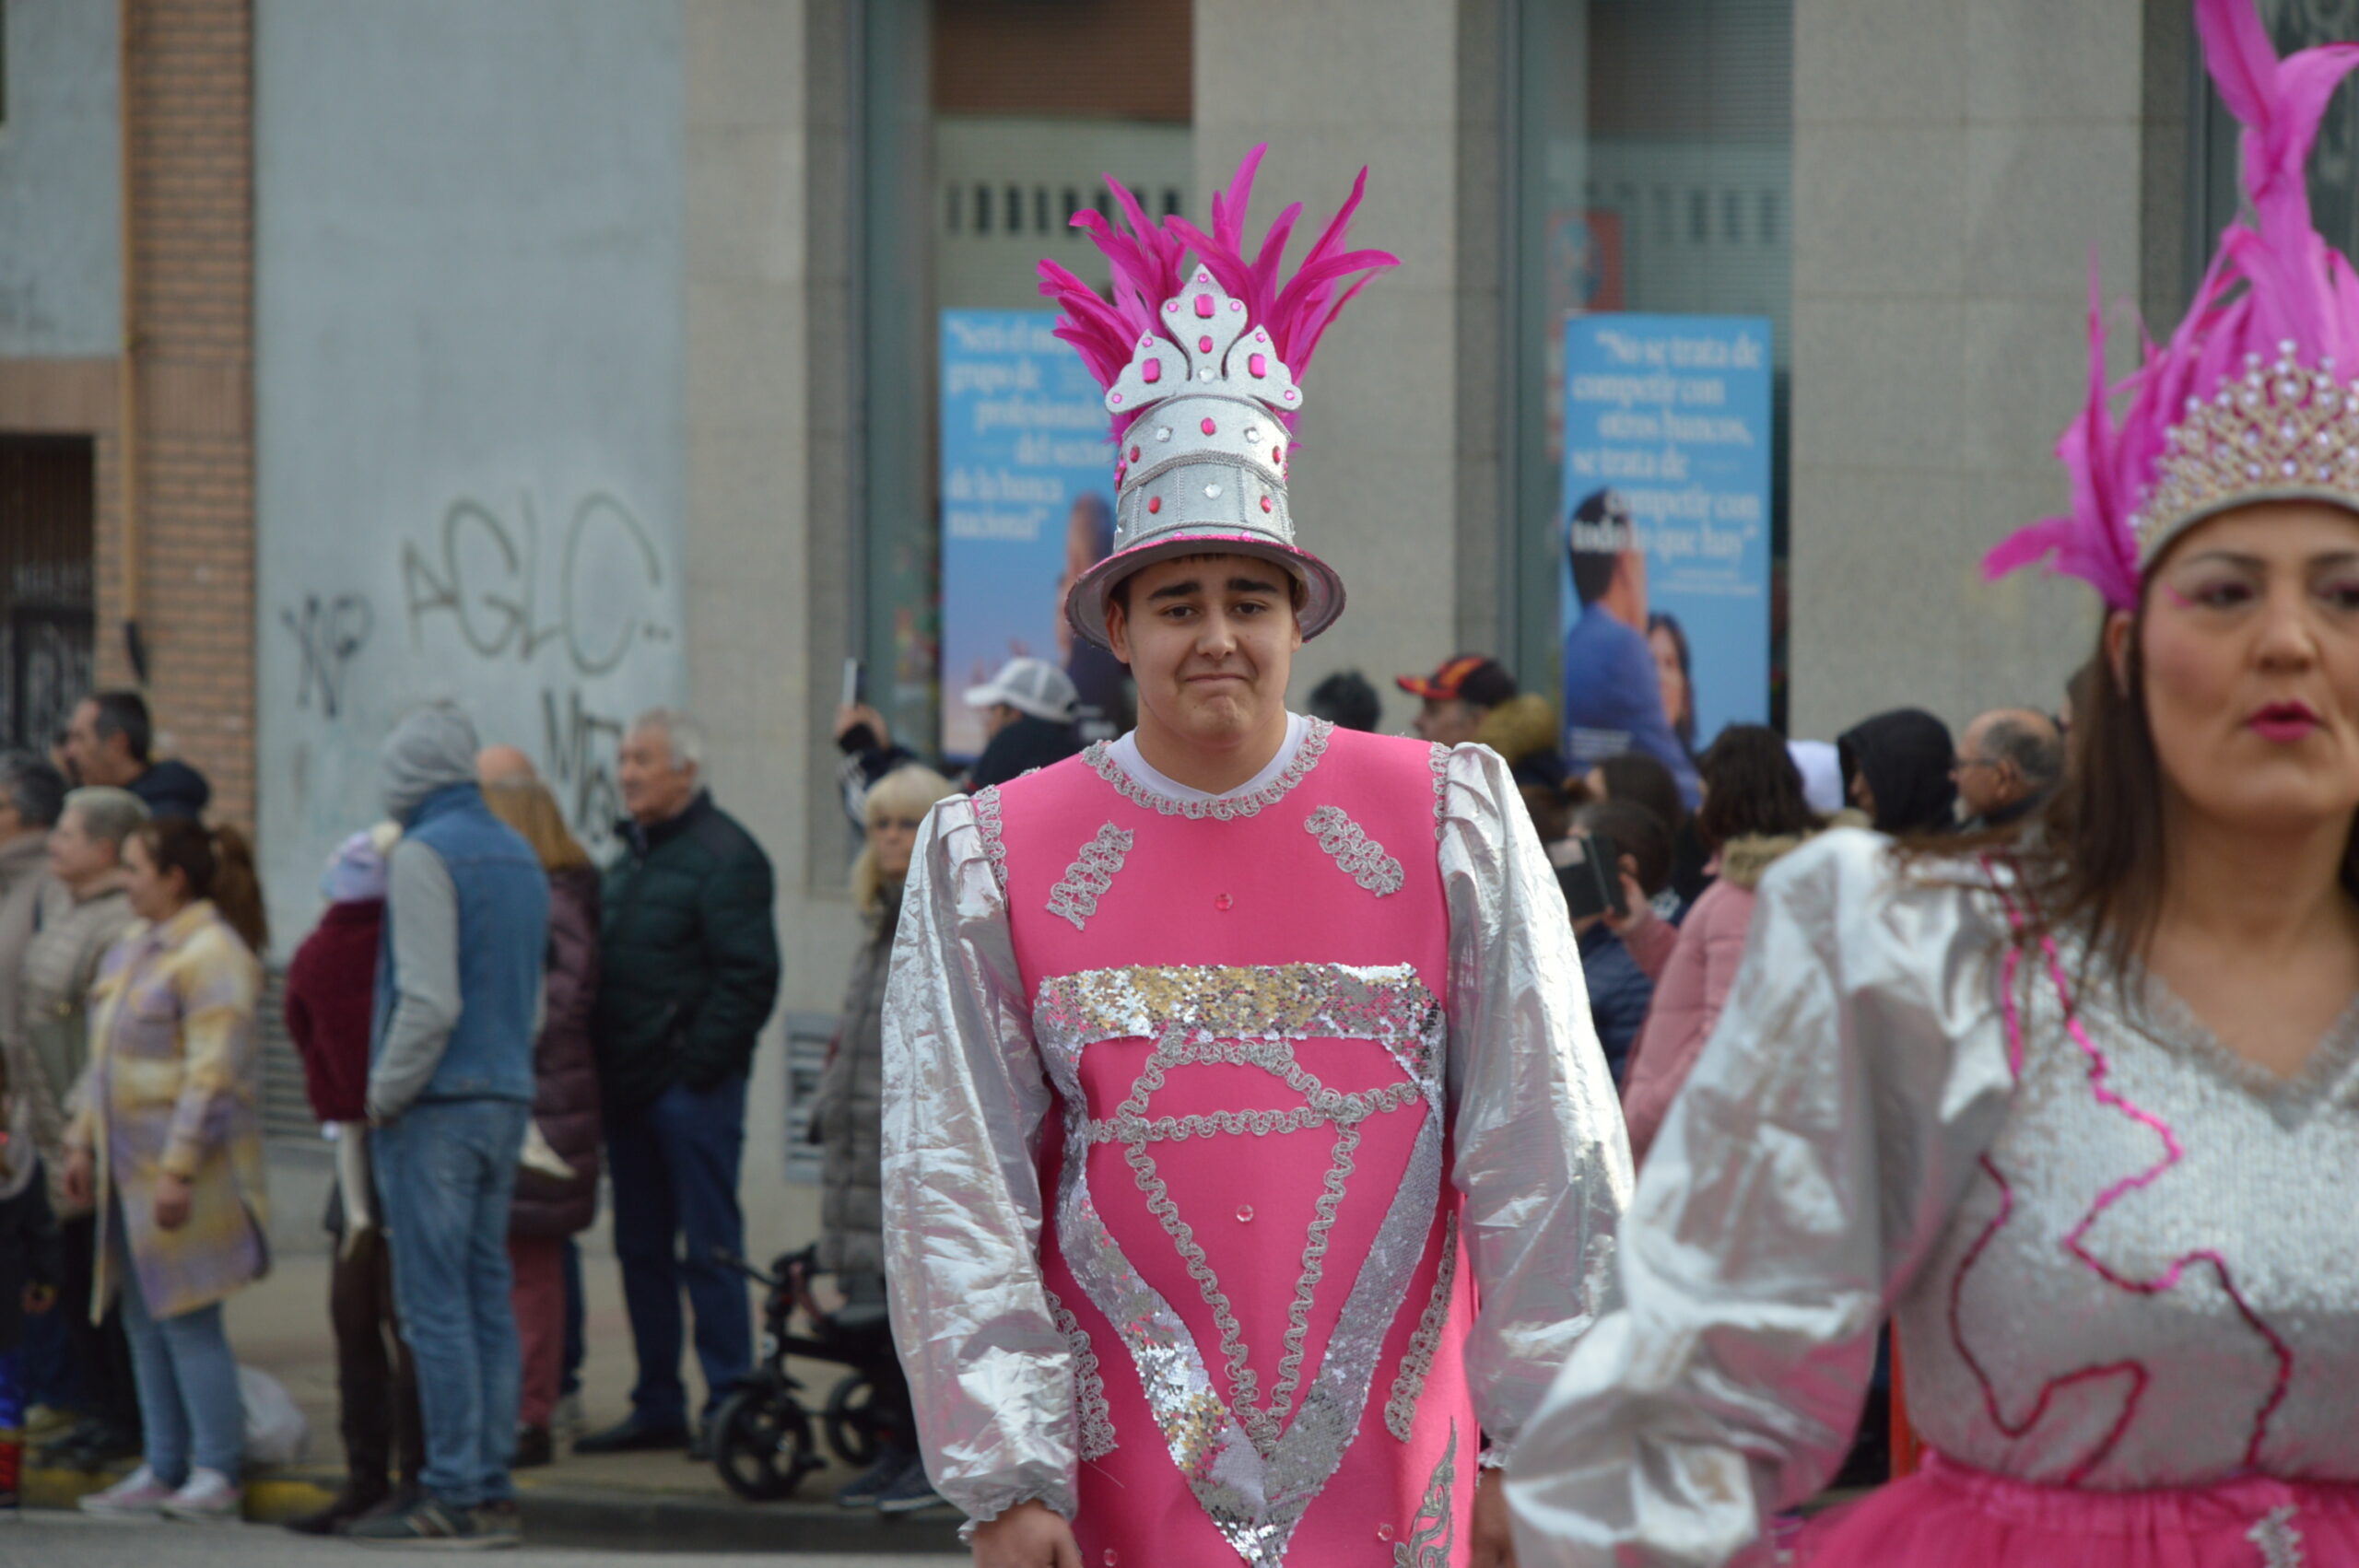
[1062,529,1345,652]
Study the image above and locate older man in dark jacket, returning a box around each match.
[580,709,780,1458]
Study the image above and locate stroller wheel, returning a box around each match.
[711,1385,819,1503]
[825,1372,890,1468]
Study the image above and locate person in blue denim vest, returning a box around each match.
[347,704,549,1550]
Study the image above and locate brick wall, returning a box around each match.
[100,0,257,829]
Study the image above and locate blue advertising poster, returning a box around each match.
[939,310,1125,760]
[1559,313,1772,805]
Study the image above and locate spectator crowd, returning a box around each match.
[0,659,2064,1542]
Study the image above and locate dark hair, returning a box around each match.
[1695,725,1818,851]
[1647,613,1696,752]
[1107,555,1309,618]
[0,752,66,828]
[1308,670,1382,733]
[1595,753,1684,833]
[86,690,153,764]
[1578,797,1673,897]
[1567,488,1635,605]
[1979,711,2064,790]
[135,818,269,954]
[1519,783,1571,846]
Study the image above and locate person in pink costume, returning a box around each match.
[883,150,1632,1568]
[1505,4,2359,1565]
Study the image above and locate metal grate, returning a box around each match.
[780,1010,835,1184]
[0,436,98,753]
[256,965,323,1144]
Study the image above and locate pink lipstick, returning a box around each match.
[2248,701,2321,743]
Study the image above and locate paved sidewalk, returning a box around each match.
[28,1247,963,1555]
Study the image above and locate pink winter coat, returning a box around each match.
[1618,833,1806,1167]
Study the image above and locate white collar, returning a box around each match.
[1107,712,1310,803]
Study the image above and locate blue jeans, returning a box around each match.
[113,1212,243,1483]
[606,1073,751,1427]
[373,1098,529,1508]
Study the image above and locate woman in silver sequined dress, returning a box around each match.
[1506,4,2359,1564]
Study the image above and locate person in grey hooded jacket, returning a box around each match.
[350,705,549,1550]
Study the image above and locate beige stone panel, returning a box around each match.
[687,124,808,287]
[686,0,807,129]
[1965,0,2143,126]
[1794,0,1966,127]
[687,277,808,438]
[1793,123,1966,298]
[1960,295,2114,472]
[1962,121,2142,302]
[1792,298,1966,471]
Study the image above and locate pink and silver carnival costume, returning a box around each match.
[881,152,1630,1567]
[1505,5,2359,1566]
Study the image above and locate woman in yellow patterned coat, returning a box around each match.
[62,817,269,1525]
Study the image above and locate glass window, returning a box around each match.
[856,0,1191,764]
[2192,0,2359,272]
[1507,0,1794,736]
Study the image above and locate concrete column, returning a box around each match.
[1194,0,1474,724]
[1787,0,2147,740]
[682,0,850,1247]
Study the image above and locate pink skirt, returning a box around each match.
[1794,1454,2359,1567]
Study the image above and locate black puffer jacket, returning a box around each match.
[511,866,602,1237]
[1837,708,1957,836]
[593,792,781,1111]
[969,714,1081,789]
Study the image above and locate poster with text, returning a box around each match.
[1559,313,1772,806]
[939,309,1124,760]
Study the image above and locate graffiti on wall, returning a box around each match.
[270,485,679,867]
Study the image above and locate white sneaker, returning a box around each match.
[158,1467,242,1524]
[79,1464,176,1517]
[552,1391,586,1444]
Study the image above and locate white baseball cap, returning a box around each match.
[963,657,1078,724]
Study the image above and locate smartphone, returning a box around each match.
[840,657,865,710]
[1550,831,1626,922]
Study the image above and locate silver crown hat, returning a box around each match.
[1037,149,1398,650]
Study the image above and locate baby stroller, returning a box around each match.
[706,1246,898,1503]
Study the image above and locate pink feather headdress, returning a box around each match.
[1986,0,2359,608]
[1036,147,1399,649]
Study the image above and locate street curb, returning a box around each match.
[26,1463,965,1553]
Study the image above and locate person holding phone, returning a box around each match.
[1561,800,1673,1086]
[886,151,1628,1568]
[1511,7,2359,1562]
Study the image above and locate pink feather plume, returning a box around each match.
[1985,0,2359,605]
[1038,146,1397,441]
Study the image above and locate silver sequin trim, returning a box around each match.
[1385,1211,1460,1442]
[1042,1287,1116,1462]
[1427,743,1451,842]
[1393,1421,1458,1568]
[1033,962,1449,1568]
[1304,805,1405,897]
[1034,963,1444,1095]
[968,786,1009,897]
[1084,718,1336,820]
[2249,1504,2306,1568]
[1045,823,1133,930]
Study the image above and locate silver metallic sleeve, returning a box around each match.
[1504,829,2018,1567]
[881,797,1078,1526]
[1438,743,1636,1463]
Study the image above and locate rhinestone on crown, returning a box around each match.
[2130,340,2359,561]
[1099,268,1301,553]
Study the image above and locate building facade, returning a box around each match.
[0,0,2331,1253]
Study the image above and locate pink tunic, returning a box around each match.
[989,726,1471,1564]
